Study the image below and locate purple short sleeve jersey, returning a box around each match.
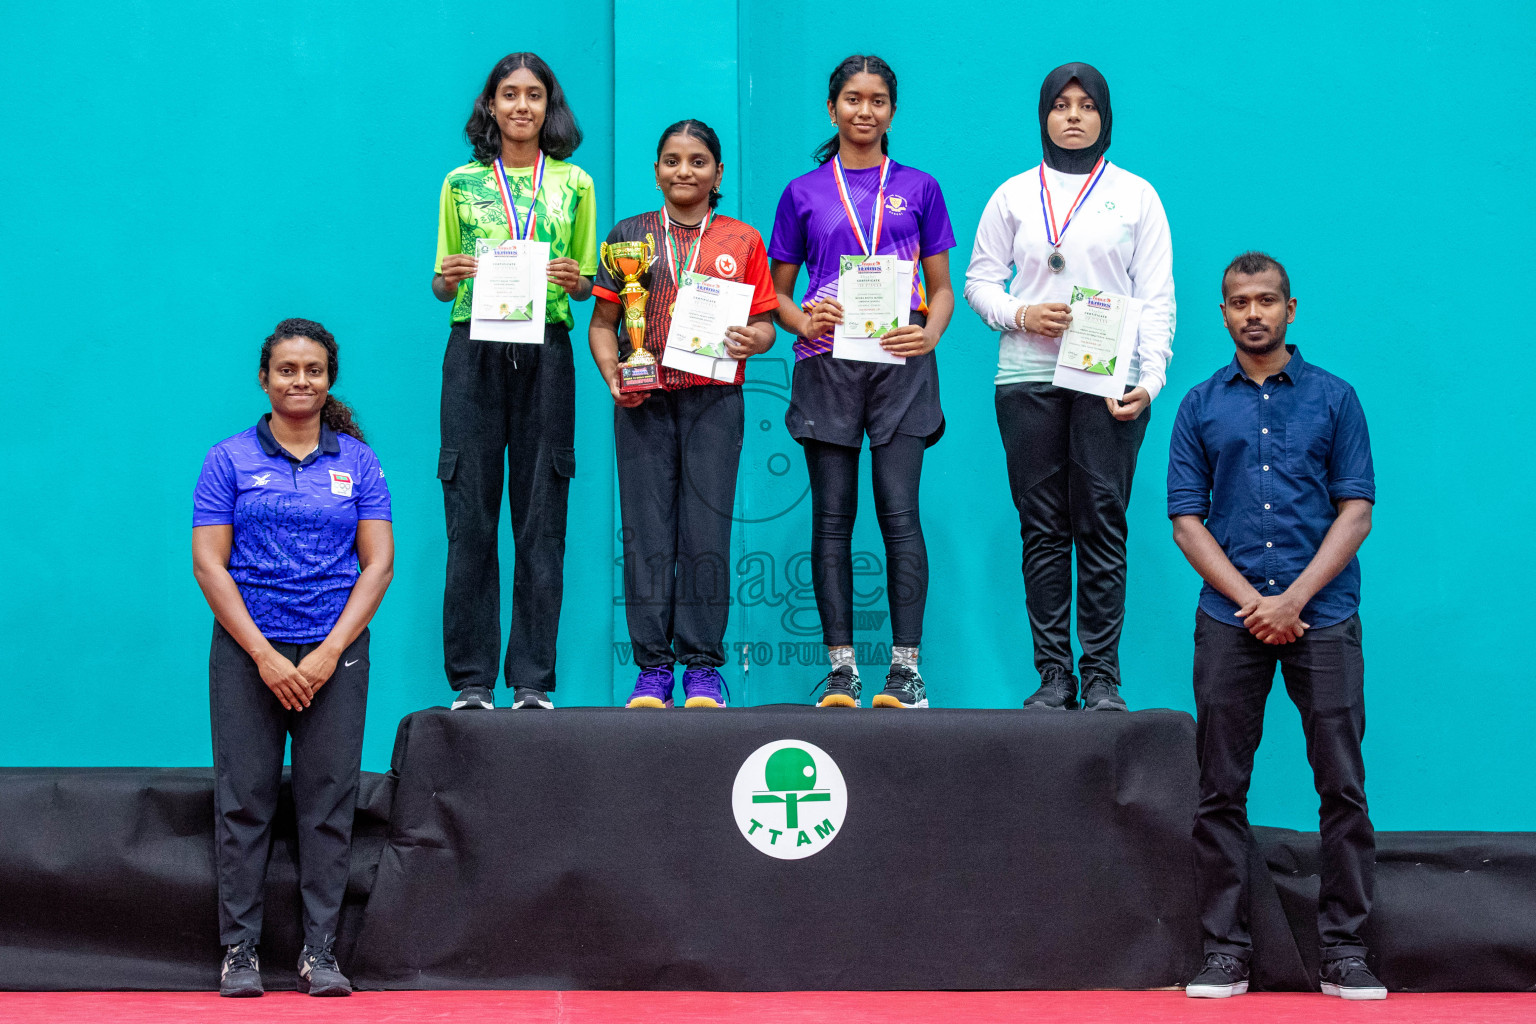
[768,159,957,359]
[193,416,392,644]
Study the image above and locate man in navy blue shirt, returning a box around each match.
[1168,253,1385,1001]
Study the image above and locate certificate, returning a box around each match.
[1051,285,1143,398]
[667,272,753,358]
[661,271,750,382]
[836,255,901,338]
[470,239,549,343]
[833,259,914,365]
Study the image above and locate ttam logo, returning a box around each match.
[731,740,847,859]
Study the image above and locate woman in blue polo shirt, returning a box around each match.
[192,318,394,999]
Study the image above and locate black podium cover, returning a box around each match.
[351,706,1203,990]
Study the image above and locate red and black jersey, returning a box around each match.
[593,211,779,389]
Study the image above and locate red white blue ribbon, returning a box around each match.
[832,154,892,255]
[1038,157,1107,248]
[492,150,546,240]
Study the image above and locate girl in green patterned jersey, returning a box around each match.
[431,52,598,712]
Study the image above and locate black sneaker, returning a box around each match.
[872,665,929,708]
[811,666,861,708]
[451,684,494,710]
[219,939,262,997]
[1185,952,1249,998]
[298,940,352,997]
[1023,675,1077,710]
[1320,955,1387,1000]
[1081,676,1128,711]
[511,686,554,709]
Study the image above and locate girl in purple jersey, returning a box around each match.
[768,54,957,710]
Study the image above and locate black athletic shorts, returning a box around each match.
[784,311,944,449]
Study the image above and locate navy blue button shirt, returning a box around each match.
[1167,346,1374,628]
[193,415,391,643]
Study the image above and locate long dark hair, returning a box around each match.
[465,52,582,164]
[656,119,724,210]
[814,55,898,165]
[259,318,365,442]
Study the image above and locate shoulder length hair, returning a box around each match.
[465,52,583,164]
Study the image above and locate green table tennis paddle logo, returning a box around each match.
[732,740,847,859]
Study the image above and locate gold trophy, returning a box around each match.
[600,234,663,392]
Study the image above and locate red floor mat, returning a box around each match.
[0,990,1531,1024]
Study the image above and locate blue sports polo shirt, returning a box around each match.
[193,415,391,643]
[1166,346,1374,629]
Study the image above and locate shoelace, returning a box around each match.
[1204,952,1245,975]
[809,667,860,698]
[886,664,921,690]
[306,940,340,973]
[636,667,673,692]
[1326,955,1370,977]
[225,941,258,972]
[682,667,731,703]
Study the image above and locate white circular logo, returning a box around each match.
[714,253,738,277]
[731,739,847,860]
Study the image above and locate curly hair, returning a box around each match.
[259,318,366,442]
[465,52,582,164]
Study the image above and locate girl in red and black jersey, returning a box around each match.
[588,119,778,709]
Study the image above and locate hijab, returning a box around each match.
[1038,62,1112,174]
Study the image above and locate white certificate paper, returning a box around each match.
[661,271,750,382]
[470,239,549,343]
[836,254,900,338]
[833,260,914,364]
[1051,285,1142,398]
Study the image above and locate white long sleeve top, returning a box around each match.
[964,162,1175,399]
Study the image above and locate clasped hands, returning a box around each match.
[256,644,342,711]
[1235,592,1310,645]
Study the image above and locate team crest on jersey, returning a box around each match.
[885,195,908,214]
[329,470,353,497]
[714,253,738,277]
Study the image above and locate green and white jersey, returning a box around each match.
[434,157,599,327]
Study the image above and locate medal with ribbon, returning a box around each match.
[660,205,714,286]
[1038,157,1107,274]
[831,154,892,255]
[492,150,546,240]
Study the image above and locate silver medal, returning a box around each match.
[1047,250,1066,274]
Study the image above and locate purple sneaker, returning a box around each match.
[682,666,727,708]
[626,666,674,708]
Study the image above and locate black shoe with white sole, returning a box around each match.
[511,686,554,709]
[297,940,351,997]
[1185,952,1249,998]
[219,939,262,997]
[1080,676,1128,711]
[1023,675,1077,710]
[451,685,494,710]
[1320,956,1387,1000]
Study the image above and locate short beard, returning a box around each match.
[1235,321,1287,356]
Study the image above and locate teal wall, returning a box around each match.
[2,1,1532,832]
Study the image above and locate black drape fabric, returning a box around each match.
[1038,62,1112,173]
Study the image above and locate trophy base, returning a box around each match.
[619,360,664,393]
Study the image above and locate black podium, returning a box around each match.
[351,706,1202,990]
